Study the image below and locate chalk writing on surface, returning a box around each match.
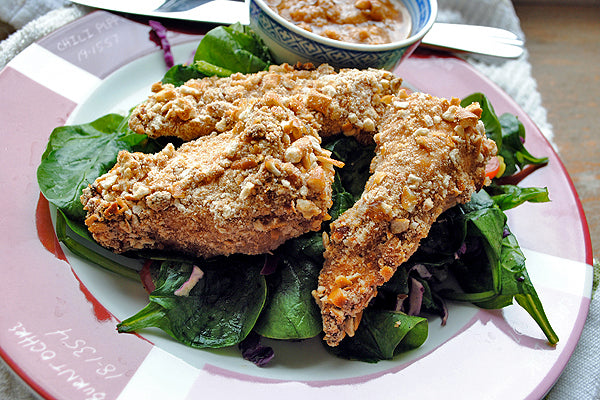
[52,14,124,63]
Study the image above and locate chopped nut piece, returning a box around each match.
[401,186,417,212]
[265,157,282,176]
[372,171,387,185]
[423,197,434,211]
[380,266,394,280]
[328,288,348,308]
[296,199,322,219]
[334,275,353,288]
[390,218,410,234]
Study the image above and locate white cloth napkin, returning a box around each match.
[0,1,597,399]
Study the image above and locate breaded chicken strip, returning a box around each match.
[81,93,342,258]
[128,63,402,141]
[313,91,497,346]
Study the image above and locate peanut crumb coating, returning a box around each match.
[313,91,497,346]
[128,63,402,141]
[81,93,342,257]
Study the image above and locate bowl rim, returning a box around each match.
[249,0,438,52]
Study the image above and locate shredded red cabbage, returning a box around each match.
[239,332,274,367]
[149,20,174,68]
[394,293,408,312]
[409,263,432,280]
[407,277,425,316]
[454,242,468,259]
[139,260,156,294]
[260,254,279,275]
[432,292,449,326]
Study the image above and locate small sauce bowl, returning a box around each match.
[249,0,438,70]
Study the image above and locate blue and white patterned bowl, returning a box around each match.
[249,0,437,70]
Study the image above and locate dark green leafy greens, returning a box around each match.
[498,113,549,176]
[326,310,428,363]
[54,209,141,281]
[461,92,503,146]
[253,233,324,340]
[37,114,152,221]
[486,183,550,211]
[427,191,558,345]
[193,23,272,73]
[117,258,267,348]
[161,64,208,87]
[324,137,376,203]
[461,93,549,178]
[162,22,273,86]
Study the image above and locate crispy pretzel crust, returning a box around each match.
[82,65,496,346]
[313,92,496,346]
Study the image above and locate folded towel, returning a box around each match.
[0,0,72,29]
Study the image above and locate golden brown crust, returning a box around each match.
[82,94,341,257]
[128,63,402,141]
[312,91,497,346]
[85,65,497,348]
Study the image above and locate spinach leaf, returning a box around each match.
[412,275,445,317]
[442,191,506,303]
[324,137,375,201]
[326,309,428,363]
[55,210,141,281]
[161,60,236,86]
[161,64,207,86]
[445,205,506,303]
[498,113,548,176]
[486,183,550,211]
[440,190,558,344]
[194,23,272,74]
[118,258,267,348]
[329,175,356,222]
[37,114,150,221]
[461,92,502,147]
[475,229,559,344]
[372,265,410,310]
[411,206,465,260]
[461,93,548,178]
[320,136,373,229]
[162,23,272,86]
[253,233,323,339]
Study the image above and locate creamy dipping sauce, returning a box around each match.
[266,0,412,45]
